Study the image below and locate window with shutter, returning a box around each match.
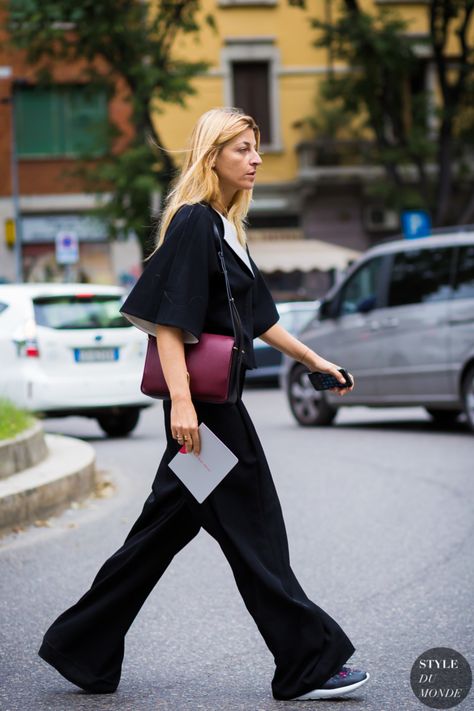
[231,61,271,145]
[14,85,108,158]
[14,88,63,156]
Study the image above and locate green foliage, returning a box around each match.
[82,141,165,256]
[0,399,34,440]
[304,0,474,225]
[4,0,211,256]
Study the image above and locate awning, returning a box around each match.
[247,239,361,272]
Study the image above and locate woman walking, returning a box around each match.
[39,107,369,702]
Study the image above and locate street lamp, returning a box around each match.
[0,67,24,283]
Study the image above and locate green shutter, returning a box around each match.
[63,87,107,156]
[14,88,63,157]
[14,86,107,158]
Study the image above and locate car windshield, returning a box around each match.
[33,294,131,330]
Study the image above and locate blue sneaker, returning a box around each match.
[292,665,370,700]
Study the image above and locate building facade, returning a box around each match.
[153,0,448,296]
[1,1,462,298]
[0,16,141,285]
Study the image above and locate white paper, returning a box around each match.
[168,423,238,503]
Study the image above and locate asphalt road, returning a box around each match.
[1,390,473,711]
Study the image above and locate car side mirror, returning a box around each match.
[319,299,332,320]
[357,295,376,314]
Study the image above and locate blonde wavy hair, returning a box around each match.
[153,107,260,252]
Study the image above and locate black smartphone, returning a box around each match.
[308,368,353,391]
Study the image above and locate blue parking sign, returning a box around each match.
[401,210,431,239]
[56,230,79,265]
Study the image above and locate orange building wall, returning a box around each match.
[0,12,134,199]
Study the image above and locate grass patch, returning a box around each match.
[0,399,35,440]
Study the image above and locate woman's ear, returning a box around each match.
[208,147,218,170]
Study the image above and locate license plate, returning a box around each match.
[74,348,119,363]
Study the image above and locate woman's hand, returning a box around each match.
[258,323,355,397]
[303,352,355,397]
[171,395,201,454]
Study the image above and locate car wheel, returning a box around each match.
[97,408,141,437]
[425,408,461,426]
[287,364,337,427]
[462,365,474,433]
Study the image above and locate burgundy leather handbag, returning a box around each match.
[140,222,245,404]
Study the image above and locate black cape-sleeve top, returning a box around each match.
[120,202,279,369]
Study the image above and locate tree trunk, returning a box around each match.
[458,187,474,225]
[434,118,453,226]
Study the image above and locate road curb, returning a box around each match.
[0,421,49,479]
[0,434,96,534]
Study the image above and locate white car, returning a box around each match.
[0,283,150,436]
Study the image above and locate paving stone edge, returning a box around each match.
[0,434,96,535]
[0,421,49,479]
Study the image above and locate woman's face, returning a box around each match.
[213,127,262,199]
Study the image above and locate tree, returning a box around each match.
[4,0,213,257]
[301,0,474,227]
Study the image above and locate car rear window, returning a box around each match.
[388,247,454,306]
[33,294,131,329]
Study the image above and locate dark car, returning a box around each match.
[246,301,319,385]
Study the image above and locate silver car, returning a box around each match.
[282,232,474,432]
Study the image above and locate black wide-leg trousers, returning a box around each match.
[38,394,355,701]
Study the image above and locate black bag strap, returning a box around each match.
[211,222,244,352]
